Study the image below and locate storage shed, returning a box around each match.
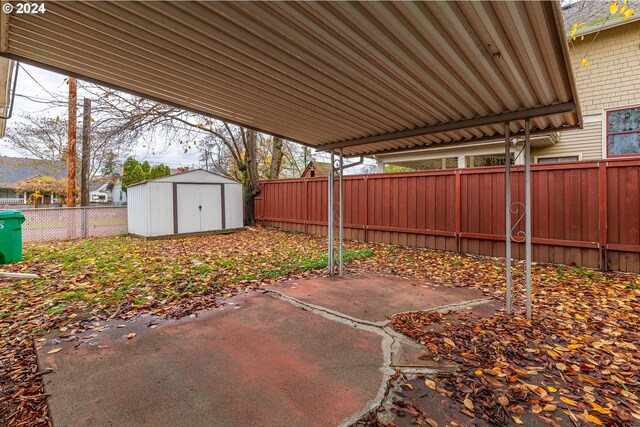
[127,169,243,237]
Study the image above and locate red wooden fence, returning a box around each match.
[256,158,640,273]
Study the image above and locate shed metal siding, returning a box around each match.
[224,184,243,230]
[126,184,149,236]
[148,182,174,237]
[126,170,242,237]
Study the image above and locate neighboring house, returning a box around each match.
[90,178,127,204]
[0,156,66,204]
[376,7,640,170]
[300,161,336,178]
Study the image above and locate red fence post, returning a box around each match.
[599,162,608,271]
[455,170,461,253]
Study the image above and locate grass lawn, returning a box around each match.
[1,226,639,426]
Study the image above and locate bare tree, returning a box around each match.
[4,115,68,161]
[267,137,284,180]
[8,80,310,224]
[4,112,138,184]
[82,84,303,225]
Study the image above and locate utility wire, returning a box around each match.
[18,64,64,102]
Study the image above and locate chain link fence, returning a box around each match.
[1,206,128,243]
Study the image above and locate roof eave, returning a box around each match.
[573,14,640,38]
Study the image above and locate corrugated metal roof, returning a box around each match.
[0,1,581,156]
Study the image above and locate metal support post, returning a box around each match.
[339,149,344,276]
[82,207,87,239]
[504,123,512,315]
[328,151,335,276]
[525,119,532,319]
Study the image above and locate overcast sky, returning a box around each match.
[0,63,202,168]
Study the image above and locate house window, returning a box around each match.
[466,154,513,167]
[537,155,579,164]
[606,106,640,157]
[385,157,458,172]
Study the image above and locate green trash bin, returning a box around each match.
[0,210,26,264]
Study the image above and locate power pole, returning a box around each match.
[80,98,91,206]
[67,77,77,207]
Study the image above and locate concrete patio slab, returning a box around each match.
[36,274,495,427]
[37,293,384,427]
[267,273,490,323]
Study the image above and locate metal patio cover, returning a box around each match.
[0,1,581,156]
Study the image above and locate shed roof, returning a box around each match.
[127,169,240,188]
[0,1,580,156]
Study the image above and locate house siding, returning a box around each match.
[533,120,603,161]
[571,21,640,117]
[519,21,640,162]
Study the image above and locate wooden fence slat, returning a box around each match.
[255,160,640,272]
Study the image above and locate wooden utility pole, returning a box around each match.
[80,98,91,206]
[67,77,77,207]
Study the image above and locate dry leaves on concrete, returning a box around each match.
[385,257,640,425]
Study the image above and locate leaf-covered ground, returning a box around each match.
[1,227,639,426]
[0,228,373,426]
[348,247,640,426]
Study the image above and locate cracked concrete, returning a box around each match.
[36,274,494,427]
[264,289,432,426]
[264,282,492,426]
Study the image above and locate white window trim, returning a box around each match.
[602,103,640,159]
[534,153,582,163]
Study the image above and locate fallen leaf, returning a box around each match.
[588,414,603,425]
[47,348,62,354]
[443,338,456,348]
[560,397,579,407]
[463,396,473,411]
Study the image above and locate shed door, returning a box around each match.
[176,184,222,233]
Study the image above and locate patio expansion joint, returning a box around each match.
[263,290,490,426]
